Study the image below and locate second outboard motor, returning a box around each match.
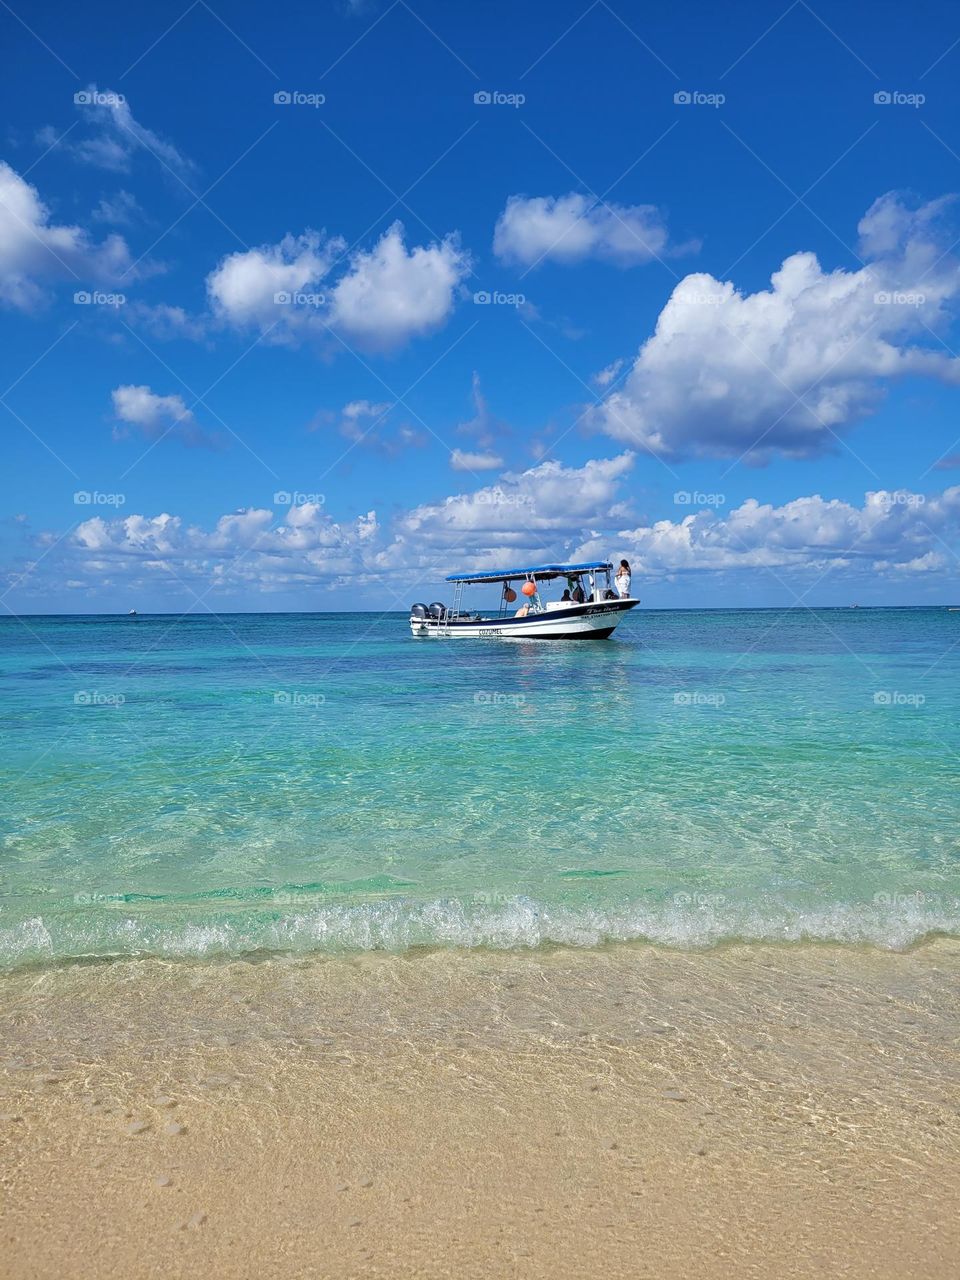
[410,603,428,620]
[428,601,446,620]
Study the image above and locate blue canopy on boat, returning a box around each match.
[445,561,612,584]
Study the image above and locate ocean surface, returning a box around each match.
[1,607,958,970]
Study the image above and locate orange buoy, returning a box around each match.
[521,581,536,597]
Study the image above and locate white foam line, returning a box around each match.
[3,895,960,969]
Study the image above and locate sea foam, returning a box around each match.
[2,892,959,969]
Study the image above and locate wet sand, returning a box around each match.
[2,942,960,1279]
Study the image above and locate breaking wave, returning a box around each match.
[2,891,959,970]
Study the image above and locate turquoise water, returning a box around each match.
[1,608,958,968]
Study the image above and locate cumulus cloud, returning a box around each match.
[111,384,221,450]
[9,465,960,603]
[493,192,696,268]
[573,488,960,577]
[380,453,636,569]
[66,503,378,594]
[592,192,960,461]
[327,222,470,348]
[0,162,134,309]
[207,231,342,332]
[12,456,633,597]
[206,222,469,350]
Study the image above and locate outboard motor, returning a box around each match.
[410,603,428,620]
[428,601,446,620]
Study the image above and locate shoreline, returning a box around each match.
[3,942,959,1278]
[4,926,960,978]
[4,888,958,970]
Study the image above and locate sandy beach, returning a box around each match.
[3,941,959,1279]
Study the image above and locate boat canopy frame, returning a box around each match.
[442,562,614,626]
[445,561,613,585]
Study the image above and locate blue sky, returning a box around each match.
[2,0,960,611]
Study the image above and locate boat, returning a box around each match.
[409,561,638,640]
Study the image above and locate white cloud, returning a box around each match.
[66,503,379,593]
[206,231,342,332]
[493,192,695,268]
[573,488,960,577]
[111,384,220,450]
[206,222,468,350]
[126,301,208,342]
[91,189,142,226]
[337,398,425,453]
[342,399,393,422]
[0,162,134,309]
[112,384,187,433]
[308,398,426,454]
[10,470,960,603]
[450,448,504,471]
[381,453,636,569]
[20,457,633,595]
[593,192,960,461]
[592,357,624,388]
[70,88,193,175]
[327,222,470,348]
[456,371,508,447]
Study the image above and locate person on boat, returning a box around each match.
[571,580,586,603]
[615,559,632,598]
[559,588,573,604]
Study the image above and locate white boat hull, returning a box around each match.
[410,598,637,640]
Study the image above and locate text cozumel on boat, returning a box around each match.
[409,562,638,641]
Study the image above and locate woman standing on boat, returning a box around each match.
[615,559,632,598]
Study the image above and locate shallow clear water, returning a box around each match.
[1,608,958,967]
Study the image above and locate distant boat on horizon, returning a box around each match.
[128,609,137,617]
